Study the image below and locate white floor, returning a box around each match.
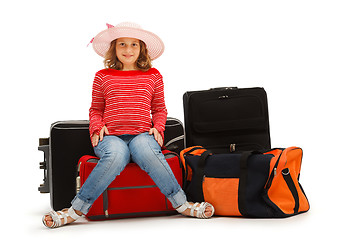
[12,187,358,240]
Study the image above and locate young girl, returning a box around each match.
[42,22,215,228]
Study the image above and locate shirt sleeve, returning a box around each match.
[89,72,106,137]
[151,72,168,140]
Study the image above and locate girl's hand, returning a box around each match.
[149,128,163,147]
[91,126,109,147]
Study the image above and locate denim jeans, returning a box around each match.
[71,133,187,214]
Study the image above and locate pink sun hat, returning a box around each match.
[90,22,165,60]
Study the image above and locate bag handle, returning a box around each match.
[184,146,207,156]
[189,150,212,202]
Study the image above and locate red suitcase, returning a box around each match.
[77,150,183,220]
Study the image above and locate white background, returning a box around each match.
[1,0,359,239]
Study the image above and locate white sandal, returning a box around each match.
[42,207,81,228]
[176,201,215,219]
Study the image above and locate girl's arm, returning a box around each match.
[89,73,106,138]
[151,73,168,140]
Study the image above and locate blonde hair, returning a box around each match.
[103,39,152,71]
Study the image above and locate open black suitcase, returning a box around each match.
[183,87,271,153]
[38,117,185,211]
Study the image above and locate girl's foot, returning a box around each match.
[42,207,82,228]
[176,202,215,219]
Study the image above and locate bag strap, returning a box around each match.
[180,146,208,189]
[281,168,300,214]
[238,151,252,217]
[189,150,212,202]
[197,151,212,173]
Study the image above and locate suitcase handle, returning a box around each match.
[38,138,50,193]
[209,87,238,91]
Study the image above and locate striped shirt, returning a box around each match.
[89,68,168,139]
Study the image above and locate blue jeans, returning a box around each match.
[71,133,187,214]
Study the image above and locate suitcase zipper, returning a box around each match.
[207,143,265,153]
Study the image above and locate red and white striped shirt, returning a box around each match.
[89,68,168,139]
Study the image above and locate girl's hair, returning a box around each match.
[103,39,152,71]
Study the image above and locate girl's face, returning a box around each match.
[115,38,141,70]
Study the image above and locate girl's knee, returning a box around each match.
[130,133,164,169]
[131,133,161,152]
[129,133,162,157]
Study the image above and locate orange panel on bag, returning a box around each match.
[202,177,241,216]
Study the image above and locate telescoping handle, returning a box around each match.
[38,138,50,193]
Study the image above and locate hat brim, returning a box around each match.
[92,26,164,60]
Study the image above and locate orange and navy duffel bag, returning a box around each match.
[180,146,310,218]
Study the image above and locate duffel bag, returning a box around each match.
[180,146,310,218]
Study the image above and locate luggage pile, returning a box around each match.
[38,117,184,219]
[38,87,309,219]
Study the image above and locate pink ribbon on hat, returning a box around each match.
[87,23,114,47]
[106,23,114,28]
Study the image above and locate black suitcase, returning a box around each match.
[183,87,270,153]
[38,117,185,211]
